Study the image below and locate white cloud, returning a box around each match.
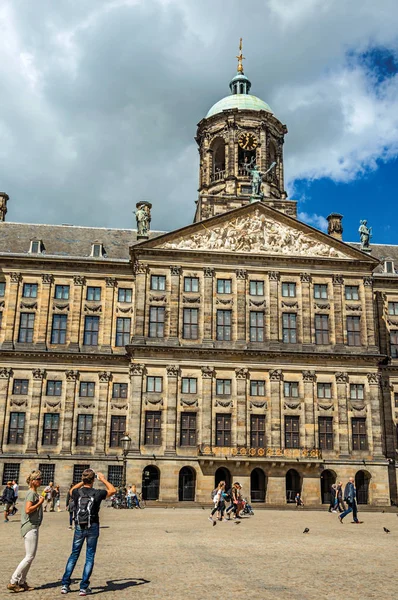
[298,212,328,232]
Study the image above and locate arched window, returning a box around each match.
[286,469,301,503]
[178,466,196,501]
[355,470,371,504]
[142,465,160,501]
[214,467,231,491]
[211,138,226,179]
[320,469,337,504]
[251,468,266,502]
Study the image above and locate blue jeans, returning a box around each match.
[61,523,99,590]
[340,500,358,522]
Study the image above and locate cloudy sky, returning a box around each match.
[1,0,398,243]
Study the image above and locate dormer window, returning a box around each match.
[91,243,106,258]
[29,240,44,254]
[384,260,395,274]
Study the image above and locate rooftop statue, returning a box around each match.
[244,157,265,199]
[359,219,372,250]
[135,201,152,237]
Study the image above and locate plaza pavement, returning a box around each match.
[0,506,395,600]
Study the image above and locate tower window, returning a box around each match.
[29,240,44,254]
[211,138,225,179]
[91,244,106,258]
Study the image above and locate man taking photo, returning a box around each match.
[60,469,115,596]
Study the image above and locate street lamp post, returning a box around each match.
[120,433,132,491]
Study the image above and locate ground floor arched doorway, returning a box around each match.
[356,470,371,504]
[214,467,231,491]
[320,469,337,504]
[251,468,266,502]
[178,466,196,501]
[142,465,160,501]
[286,469,301,503]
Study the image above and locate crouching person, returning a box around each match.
[61,470,115,596]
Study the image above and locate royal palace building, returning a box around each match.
[1,49,398,506]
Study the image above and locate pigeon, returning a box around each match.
[382,510,385,514]
[383,527,390,534]
[234,521,242,525]
[303,528,310,534]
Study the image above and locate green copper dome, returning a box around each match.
[206,94,273,118]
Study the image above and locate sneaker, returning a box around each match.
[208,517,213,522]
[21,582,35,591]
[61,585,71,594]
[338,516,343,524]
[7,583,25,592]
[68,526,72,530]
[4,519,9,523]
[79,588,92,596]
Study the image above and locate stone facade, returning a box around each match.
[0,58,397,507]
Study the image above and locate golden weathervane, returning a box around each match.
[236,37,245,73]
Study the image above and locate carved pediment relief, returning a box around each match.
[183,296,201,304]
[318,403,334,411]
[10,398,27,407]
[350,402,367,412]
[84,304,102,313]
[78,401,95,409]
[111,402,129,410]
[249,299,266,308]
[250,401,268,409]
[45,400,61,409]
[314,303,330,310]
[284,402,301,410]
[145,398,164,406]
[53,302,70,312]
[149,295,167,302]
[180,398,199,407]
[216,399,233,408]
[20,301,37,310]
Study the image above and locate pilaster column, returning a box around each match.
[128,364,145,454]
[300,273,312,344]
[269,369,283,447]
[268,272,280,342]
[335,372,349,455]
[259,122,267,171]
[235,368,248,446]
[102,278,117,351]
[2,272,22,349]
[96,372,112,455]
[0,368,12,450]
[381,378,394,457]
[169,266,181,343]
[235,270,247,343]
[332,275,344,346]
[302,370,316,448]
[132,262,148,340]
[363,277,376,347]
[26,369,46,453]
[367,373,383,456]
[201,366,214,448]
[61,370,79,454]
[36,274,53,349]
[68,276,85,350]
[203,268,214,345]
[165,365,179,454]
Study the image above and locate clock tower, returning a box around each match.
[194,41,296,222]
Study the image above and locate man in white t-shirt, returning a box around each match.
[12,480,18,502]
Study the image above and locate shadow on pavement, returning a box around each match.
[39,578,150,594]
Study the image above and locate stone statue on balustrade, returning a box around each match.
[359,219,372,251]
[135,201,152,238]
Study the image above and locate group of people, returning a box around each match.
[209,481,245,524]
[7,468,116,596]
[2,479,19,522]
[330,477,363,524]
[42,481,62,513]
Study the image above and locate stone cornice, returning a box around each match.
[0,349,129,365]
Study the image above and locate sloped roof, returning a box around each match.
[348,242,398,274]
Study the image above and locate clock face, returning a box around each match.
[238,131,258,151]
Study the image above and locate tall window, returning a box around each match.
[54,285,69,300]
[150,275,166,291]
[352,418,368,450]
[388,302,398,316]
[118,288,132,303]
[145,411,161,445]
[350,384,364,400]
[345,285,359,300]
[46,381,62,396]
[216,379,231,395]
[284,382,299,398]
[8,413,25,444]
[250,414,265,448]
[181,378,197,394]
[250,380,265,396]
[217,279,232,294]
[249,280,264,296]
[215,414,231,446]
[22,283,38,298]
[79,382,95,397]
[115,317,131,346]
[183,308,198,340]
[180,413,196,446]
[314,284,328,299]
[13,379,29,395]
[391,331,398,358]
[2,464,20,485]
[149,307,165,338]
[347,316,361,346]
[282,282,296,297]
[42,414,60,445]
[0,282,5,297]
[184,277,199,293]
[86,286,101,301]
[76,415,93,446]
[216,310,232,341]
[318,417,333,450]
[146,376,162,393]
[317,383,332,399]
[112,383,128,398]
[285,416,299,449]
[83,316,99,345]
[73,464,90,485]
[38,464,55,486]
[18,313,35,343]
[110,416,126,447]
[282,313,297,343]
[250,311,264,342]
[315,314,329,344]
[51,314,67,344]
[107,465,123,487]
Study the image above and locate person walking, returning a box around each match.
[208,481,226,524]
[338,477,362,524]
[336,481,345,513]
[226,482,241,520]
[2,481,16,523]
[43,481,55,512]
[66,484,74,530]
[7,470,44,593]
[328,484,337,513]
[12,479,19,504]
[60,469,116,596]
[55,485,61,512]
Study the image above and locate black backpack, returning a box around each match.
[75,489,95,527]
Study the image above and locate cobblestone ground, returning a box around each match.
[0,506,396,600]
